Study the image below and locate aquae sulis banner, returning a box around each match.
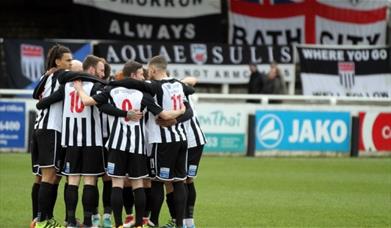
[96,41,295,84]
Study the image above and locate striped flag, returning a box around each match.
[338,62,355,89]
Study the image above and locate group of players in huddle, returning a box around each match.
[30,44,206,228]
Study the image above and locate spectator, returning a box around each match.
[247,63,264,103]
[262,62,287,95]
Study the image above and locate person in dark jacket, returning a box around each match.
[246,64,264,103]
[262,62,287,95]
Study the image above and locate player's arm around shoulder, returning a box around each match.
[181,76,198,87]
[35,84,65,110]
[158,105,186,120]
[73,80,97,106]
[155,104,188,127]
[142,92,185,120]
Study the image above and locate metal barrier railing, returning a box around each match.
[195,93,391,106]
[1,89,390,106]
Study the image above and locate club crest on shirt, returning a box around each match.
[64,162,70,173]
[188,165,197,176]
[159,167,170,179]
[107,162,115,174]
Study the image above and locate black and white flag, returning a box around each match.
[297,45,391,97]
[72,0,225,42]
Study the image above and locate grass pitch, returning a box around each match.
[0,153,390,227]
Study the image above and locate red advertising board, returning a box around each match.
[359,112,391,152]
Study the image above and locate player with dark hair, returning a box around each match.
[73,60,186,228]
[35,55,107,228]
[90,58,114,228]
[157,77,206,228]
[143,56,194,228]
[102,59,112,80]
[93,56,194,227]
[31,44,72,228]
[180,77,206,228]
[121,61,145,228]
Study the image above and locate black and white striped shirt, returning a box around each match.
[101,112,109,139]
[34,72,63,132]
[184,95,206,148]
[62,81,103,147]
[145,78,193,144]
[93,86,163,154]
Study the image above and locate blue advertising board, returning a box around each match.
[255,111,351,152]
[0,101,26,148]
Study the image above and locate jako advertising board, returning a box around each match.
[255,111,351,152]
[359,112,391,152]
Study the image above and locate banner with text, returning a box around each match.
[196,103,252,154]
[229,0,388,45]
[298,45,391,97]
[96,42,294,84]
[0,101,26,149]
[73,0,224,42]
[3,39,92,89]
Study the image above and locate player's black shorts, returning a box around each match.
[149,141,188,181]
[99,148,110,177]
[62,146,105,176]
[187,145,204,178]
[106,149,148,179]
[145,143,154,179]
[32,165,41,176]
[30,129,64,172]
[55,148,66,176]
[102,137,109,167]
[31,132,39,175]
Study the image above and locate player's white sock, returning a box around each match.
[185,218,194,227]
